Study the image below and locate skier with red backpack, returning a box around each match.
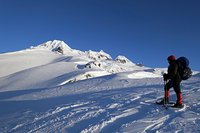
[157,55,192,108]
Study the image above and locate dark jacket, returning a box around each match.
[165,61,181,82]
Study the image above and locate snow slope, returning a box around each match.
[0,40,162,92]
[0,40,199,133]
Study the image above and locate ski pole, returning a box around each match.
[164,80,167,108]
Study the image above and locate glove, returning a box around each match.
[163,73,168,81]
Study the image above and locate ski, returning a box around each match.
[155,100,187,111]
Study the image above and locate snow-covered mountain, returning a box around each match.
[0,40,199,133]
[0,40,163,91]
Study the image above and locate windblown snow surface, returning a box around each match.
[0,40,200,133]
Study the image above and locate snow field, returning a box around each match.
[0,40,199,132]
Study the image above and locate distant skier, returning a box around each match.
[158,55,183,108]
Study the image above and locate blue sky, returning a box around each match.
[0,0,200,70]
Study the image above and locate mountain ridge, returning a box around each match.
[0,40,165,92]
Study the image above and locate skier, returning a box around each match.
[158,55,183,108]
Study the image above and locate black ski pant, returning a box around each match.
[166,79,182,94]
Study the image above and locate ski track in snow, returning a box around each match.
[0,76,200,133]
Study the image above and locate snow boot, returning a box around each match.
[157,89,170,105]
[172,93,183,108]
[157,90,170,105]
[177,92,183,105]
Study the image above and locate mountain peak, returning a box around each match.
[115,55,133,64]
[86,50,112,61]
[32,40,71,54]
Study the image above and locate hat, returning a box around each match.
[167,55,176,61]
